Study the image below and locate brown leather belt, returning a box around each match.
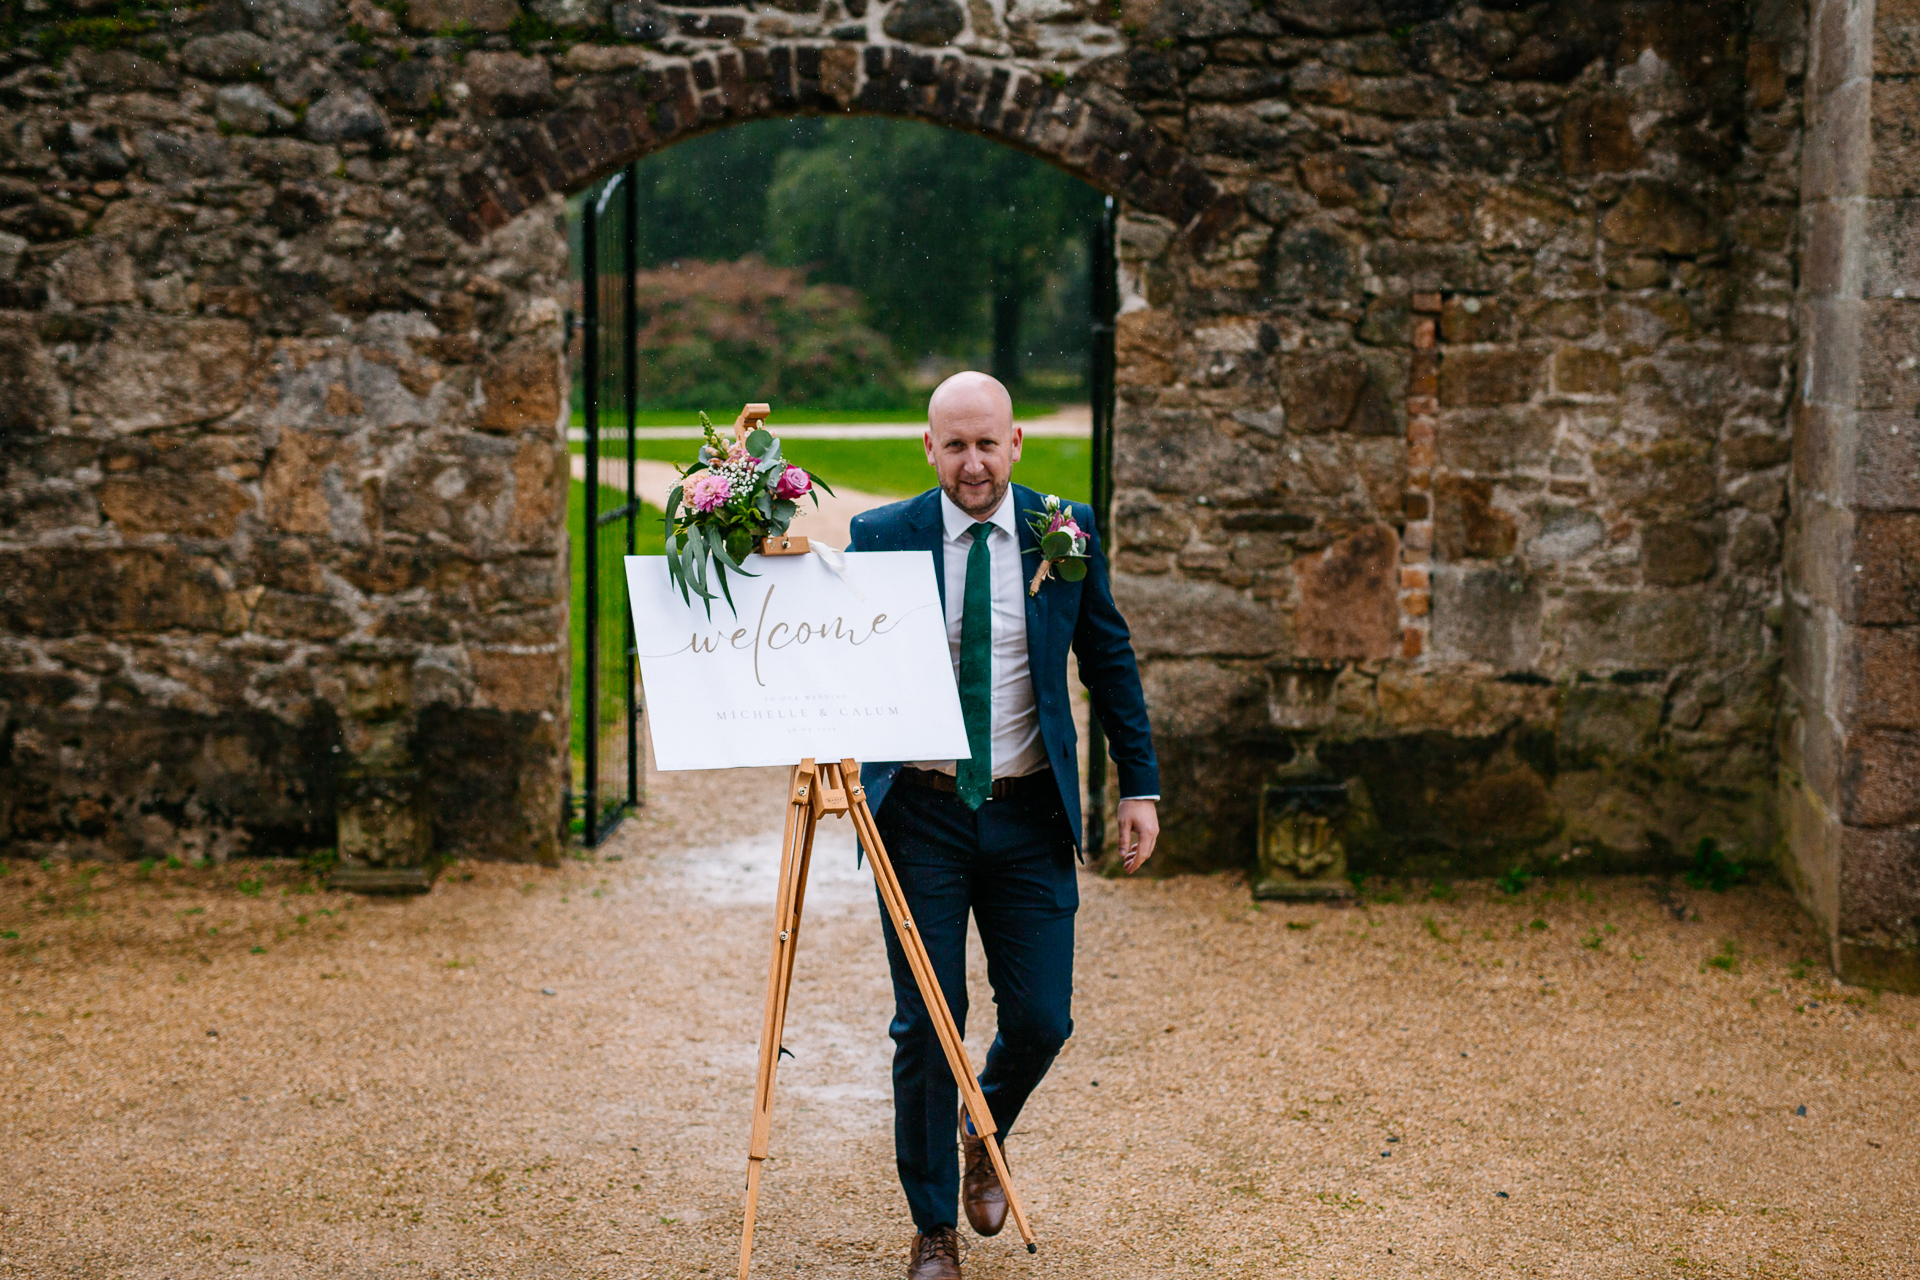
[898,766,1055,803]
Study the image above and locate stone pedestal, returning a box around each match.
[328,657,438,894]
[1252,748,1356,902]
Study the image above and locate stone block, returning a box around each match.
[1114,308,1178,386]
[1434,407,1554,473]
[1592,435,1716,516]
[1438,349,1540,408]
[1138,659,1269,738]
[1552,591,1712,669]
[1850,625,1920,729]
[1556,681,1662,767]
[1278,349,1405,436]
[0,316,67,436]
[1848,512,1920,624]
[1865,199,1920,300]
[1799,296,1863,411]
[1804,198,1865,299]
[1870,79,1920,200]
[1806,77,1871,203]
[1859,299,1920,410]
[1113,573,1288,657]
[1842,729,1920,826]
[1527,505,1603,561]
[1551,346,1621,396]
[1298,152,1386,210]
[884,0,965,44]
[1429,565,1541,668]
[1473,184,1582,251]
[1811,0,1874,93]
[407,0,521,31]
[1601,182,1718,256]
[70,316,252,432]
[1850,411,1920,511]
[463,52,557,117]
[304,90,389,145]
[470,647,563,713]
[1837,824,1920,945]
[1439,295,1513,344]
[1433,475,1516,561]
[1640,520,1720,586]
[0,548,244,637]
[1267,223,1363,300]
[1388,174,1471,241]
[98,474,251,539]
[49,241,137,307]
[1292,524,1397,662]
[182,32,273,81]
[477,339,563,435]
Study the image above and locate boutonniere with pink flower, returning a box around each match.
[1024,493,1090,596]
[665,411,834,616]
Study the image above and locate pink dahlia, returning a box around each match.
[774,464,812,500]
[686,472,732,513]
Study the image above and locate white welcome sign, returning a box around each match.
[624,550,971,771]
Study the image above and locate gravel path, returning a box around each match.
[3,770,1917,1279]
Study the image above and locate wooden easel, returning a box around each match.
[737,759,1037,1280]
[722,404,1033,1275]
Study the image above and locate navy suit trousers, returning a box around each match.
[874,776,1079,1234]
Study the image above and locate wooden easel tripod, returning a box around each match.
[736,758,1037,1278]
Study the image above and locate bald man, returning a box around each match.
[850,372,1160,1280]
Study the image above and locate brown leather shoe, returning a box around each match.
[907,1226,962,1280]
[960,1119,1008,1238]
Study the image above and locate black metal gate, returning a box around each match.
[573,164,643,845]
[1085,195,1119,856]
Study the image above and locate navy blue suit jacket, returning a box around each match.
[848,483,1159,852]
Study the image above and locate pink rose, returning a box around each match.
[774,464,812,500]
[686,472,731,513]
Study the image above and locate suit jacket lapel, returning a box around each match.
[1014,484,1048,648]
[906,489,946,618]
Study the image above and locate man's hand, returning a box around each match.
[1115,798,1159,874]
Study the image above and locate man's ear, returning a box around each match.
[1009,427,1024,464]
[923,429,937,466]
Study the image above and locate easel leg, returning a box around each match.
[840,762,1039,1254]
[738,761,820,1280]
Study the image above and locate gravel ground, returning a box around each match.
[4,768,1917,1280]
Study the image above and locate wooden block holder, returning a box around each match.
[734,756,1039,1277]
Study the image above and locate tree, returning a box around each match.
[763,119,1099,386]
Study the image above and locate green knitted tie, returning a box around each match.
[957,521,996,810]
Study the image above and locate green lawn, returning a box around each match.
[571,403,1060,428]
[573,436,1090,504]
[567,481,667,766]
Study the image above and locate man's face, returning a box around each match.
[926,392,1022,519]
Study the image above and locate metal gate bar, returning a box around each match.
[575,163,644,846]
[1085,195,1119,857]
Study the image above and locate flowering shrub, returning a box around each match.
[664,412,834,614]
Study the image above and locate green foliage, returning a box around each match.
[579,116,1100,386]
[1496,864,1532,896]
[1683,837,1746,892]
[300,847,338,880]
[27,3,159,62]
[608,258,912,411]
[238,879,263,897]
[1528,917,1549,931]
[1704,939,1742,974]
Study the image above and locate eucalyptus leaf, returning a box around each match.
[772,498,796,524]
[757,439,784,473]
[1042,529,1074,560]
[745,428,774,455]
[1057,557,1088,582]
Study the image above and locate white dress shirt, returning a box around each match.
[912,490,1050,780]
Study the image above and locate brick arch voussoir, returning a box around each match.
[438,43,1221,242]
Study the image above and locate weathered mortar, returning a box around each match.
[0,0,1905,983]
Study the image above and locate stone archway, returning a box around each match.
[438,44,1224,242]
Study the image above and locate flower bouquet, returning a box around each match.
[1025,493,1090,595]
[664,411,833,615]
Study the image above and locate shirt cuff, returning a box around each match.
[1118,794,1160,802]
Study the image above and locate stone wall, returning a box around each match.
[0,0,1905,977]
[1107,1,1804,886]
[1780,0,1920,991]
